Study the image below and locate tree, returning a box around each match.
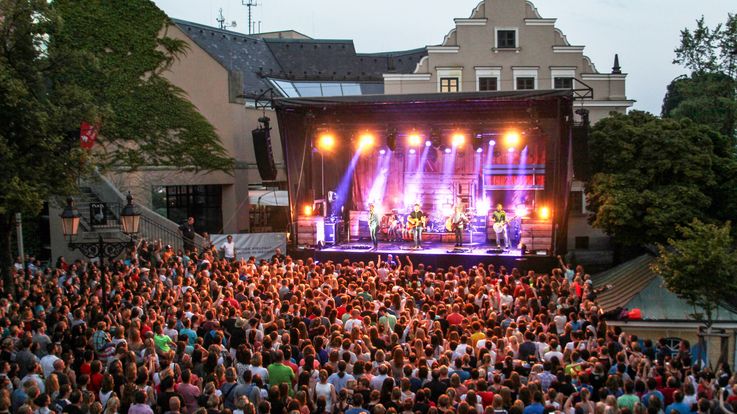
[586,111,737,247]
[674,14,737,77]
[653,219,737,329]
[0,0,232,294]
[662,72,736,138]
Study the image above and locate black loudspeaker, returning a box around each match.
[252,127,277,181]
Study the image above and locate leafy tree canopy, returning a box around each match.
[586,111,737,247]
[51,0,233,171]
[653,219,737,327]
[674,14,737,76]
[662,72,736,138]
[0,0,231,291]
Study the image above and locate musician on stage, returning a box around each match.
[451,205,468,247]
[492,203,510,249]
[368,203,379,250]
[408,203,426,249]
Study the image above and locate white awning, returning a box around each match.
[249,190,289,206]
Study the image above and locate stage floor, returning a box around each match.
[290,240,556,273]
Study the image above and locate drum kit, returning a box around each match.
[379,207,478,241]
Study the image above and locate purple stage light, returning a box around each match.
[379,149,386,155]
[489,140,496,146]
[409,148,416,155]
[425,140,432,147]
[444,148,451,154]
[476,147,483,153]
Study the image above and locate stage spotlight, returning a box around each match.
[472,132,483,152]
[514,204,529,218]
[379,149,387,155]
[475,147,483,153]
[386,128,397,151]
[444,147,452,154]
[317,133,335,151]
[358,132,375,150]
[451,133,465,147]
[409,148,417,155]
[504,130,521,147]
[539,206,551,220]
[425,140,432,147]
[408,132,422,147]
[430,128,441,148]
[507,147,515,153]
[476,199,491,215]
[489,140,496,146]
[303,205,313,216]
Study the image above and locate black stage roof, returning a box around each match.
[273,89,574,109]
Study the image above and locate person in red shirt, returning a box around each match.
[446,305,464,326]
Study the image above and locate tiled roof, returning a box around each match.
[171,19,427,98]
[592,254,737,322]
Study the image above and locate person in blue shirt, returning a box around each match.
[523,391,545,414]
[641,378,665,408]
[665,391,692,414]
[327,361,355,394]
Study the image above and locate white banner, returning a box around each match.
[210,233,287,262]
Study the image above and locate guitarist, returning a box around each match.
[492,203,510,249]
[451,205,468,247]
[368,203,379,250]
[408,203,426,249]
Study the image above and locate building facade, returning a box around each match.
[52,0,630,261]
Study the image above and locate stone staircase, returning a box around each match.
[68,169,204,252]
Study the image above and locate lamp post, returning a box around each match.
[60,192,141,311]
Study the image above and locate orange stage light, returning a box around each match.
[358,132,375,149]
[303,205,313,216]
[539,206,551,220]
[408,133,422,147]
[503,130,521,147]
[451,133,466,147]
[317,133,335,151]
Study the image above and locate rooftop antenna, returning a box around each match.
[216,8,237,30]
[242,0,260,34]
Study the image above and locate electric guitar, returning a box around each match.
[492,219,508,233]
[407,215,427,230]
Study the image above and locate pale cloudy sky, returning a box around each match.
[152,0,734,114]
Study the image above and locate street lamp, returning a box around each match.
[120,193,141,235]
[60,197,81,240]
[60,192,141,312]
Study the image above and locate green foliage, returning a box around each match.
[50,0,233,172]
[662,72,737,138]
[586,111,737,247]
[674,14,737,77]
[0,0,232,292]
[653,219,737,327]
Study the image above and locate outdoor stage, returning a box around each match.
[289,240,556,272]
[275,90,575,266]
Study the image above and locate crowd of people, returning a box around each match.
[2,244,736,414]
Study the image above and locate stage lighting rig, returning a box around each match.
[472,131,483,152]
[386,127,397,151]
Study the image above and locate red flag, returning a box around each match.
[80,122,98,149]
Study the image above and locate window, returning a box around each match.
[160,185,223,234]
[554,77,574,89]
[516,77,535,90]
[569,190,584,214]
[497,30,517,49]
[478,77,498,91]
[440,77,459,93]
[575,236,590,250]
